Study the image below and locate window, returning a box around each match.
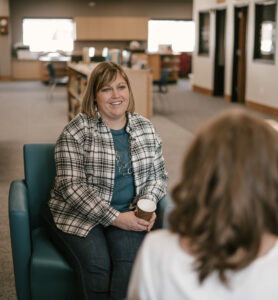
[23,18,74,52]
[254,1,276,61]
[147,20,195,53]
[198,12,210,55]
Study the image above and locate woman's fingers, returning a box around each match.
[135,212,157,232]
[146,213,156,231]
[137,218,150,226]
[112,211,158,231]
[149,212,156,223]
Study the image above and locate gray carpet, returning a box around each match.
[154,79,278,133]
[0,79,276,299]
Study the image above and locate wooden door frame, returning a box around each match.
[231,6,248,102]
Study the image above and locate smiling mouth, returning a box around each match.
[110,101,122,105]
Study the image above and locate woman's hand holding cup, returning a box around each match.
[135,199,157,231]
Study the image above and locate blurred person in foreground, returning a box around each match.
[44,61,168,300]
[128,109,278,300]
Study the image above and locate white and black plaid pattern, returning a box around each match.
[49,112,168,237]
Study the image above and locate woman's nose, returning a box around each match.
[111,88,119,97]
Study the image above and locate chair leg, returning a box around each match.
[153,92,165,114]
[160,93,167,114]
[153,92,162,114]
[48,82,56,101]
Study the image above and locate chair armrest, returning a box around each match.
[154,192,174,229]
[9,179,31,300]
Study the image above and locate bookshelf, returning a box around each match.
[147,53,180,82]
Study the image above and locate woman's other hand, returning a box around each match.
[146,212,156,232]
[112,211,156,231]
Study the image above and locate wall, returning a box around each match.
[193,0,278,111]
[4,0,192,78]
[9,0,193,48]
[192,0,215,91]
[245,1,278,110]
[0,0,11,78]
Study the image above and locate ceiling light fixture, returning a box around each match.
[88,1,96,7]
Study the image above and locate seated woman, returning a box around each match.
[43,61,168,300]
[128,109,278,300]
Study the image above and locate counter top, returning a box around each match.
[266,119,278,131]
[40,56,70,62]
[67,62,98,76]
[13,59,39,62]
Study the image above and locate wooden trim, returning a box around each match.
[217,0,226,3]
[146,72,153,120]
[224,94,231,103]
[246,100,278,118]
[0,76,12,81]
[193,84,213,96]
[266,119,278,131]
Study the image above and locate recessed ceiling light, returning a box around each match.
[88,1,96,7]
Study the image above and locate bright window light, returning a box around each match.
[23,18,74,52]
[148,20,195,53]
[88,47,95,57]
[260,21,275,54]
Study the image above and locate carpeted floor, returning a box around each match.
[0,79,276,299]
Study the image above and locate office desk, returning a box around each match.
[12,59,40,80]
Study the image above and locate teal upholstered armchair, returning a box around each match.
[9,143,172,300]
[9,144,78,300]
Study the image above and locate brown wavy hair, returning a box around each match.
[168,109,278,284]
[81,61,135,118]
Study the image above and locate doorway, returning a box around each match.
[231,6,248,102]
[213,9,226,96]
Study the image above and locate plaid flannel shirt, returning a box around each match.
[48,112,168,237]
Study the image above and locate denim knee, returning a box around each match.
[84,258,111,293]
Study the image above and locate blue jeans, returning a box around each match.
[43,206,146,300]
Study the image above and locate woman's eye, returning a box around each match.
[102,87,111,92]
[119,85,126,90]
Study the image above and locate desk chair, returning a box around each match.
[47,63,68,101]
[153,68,171,114]
[158,68,170,93]
[9,143,172,300]
[154,68,170,94]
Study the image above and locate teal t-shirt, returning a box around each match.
[110,127,135,212]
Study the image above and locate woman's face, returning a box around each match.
[96,73,130,125]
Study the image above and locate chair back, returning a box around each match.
[47,63,56,82]
[158,68,170,93]
[24,143,56,229]
[160,68,170,83]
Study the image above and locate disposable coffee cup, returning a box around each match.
[135,199,156,221]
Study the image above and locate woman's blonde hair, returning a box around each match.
[81,61,135,118]
[169,109,278,284]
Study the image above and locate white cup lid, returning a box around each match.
[137,199,156,212]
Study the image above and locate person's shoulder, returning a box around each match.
[130,113,156,131]
[139,230,178,264]
[64,113,96,134]
[145,229,176,247]
[60,113,97,143]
